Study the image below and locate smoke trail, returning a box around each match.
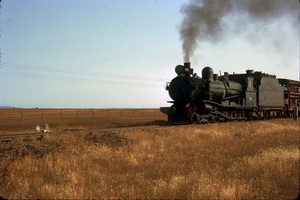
[180,0,232,62]
[180,0,299,62]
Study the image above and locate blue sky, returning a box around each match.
[0,0,299,108]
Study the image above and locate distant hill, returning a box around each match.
[0,106,13,108]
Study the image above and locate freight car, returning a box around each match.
[278,79,300,117]
[160,63,299,123]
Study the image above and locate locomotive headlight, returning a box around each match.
[175,65,185,75]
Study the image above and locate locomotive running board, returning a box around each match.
[203,100,254,110]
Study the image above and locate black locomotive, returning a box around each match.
[160,63,300,123]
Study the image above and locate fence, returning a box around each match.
[0,108,164,119]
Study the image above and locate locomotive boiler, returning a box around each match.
[160,63,297,123]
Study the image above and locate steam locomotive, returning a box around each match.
[160,63,300,123]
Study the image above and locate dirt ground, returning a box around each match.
[0,108,167,134]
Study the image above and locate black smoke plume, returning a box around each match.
[180,0,299,62]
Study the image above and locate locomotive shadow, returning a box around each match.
[116,120,170,127]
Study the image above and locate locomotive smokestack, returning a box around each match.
[184,62,193,77]
[184,62,191,69]
[175,62,193,76]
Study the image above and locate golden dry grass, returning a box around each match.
[0,119,299,199]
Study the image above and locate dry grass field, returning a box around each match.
[0,108,166,134]
[0,118,299,199]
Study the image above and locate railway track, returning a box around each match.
[0,125,161,141]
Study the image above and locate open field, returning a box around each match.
[0,108,166,134]
[0,119,299,199]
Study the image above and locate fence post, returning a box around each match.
[21,110,23,118]
[60,109,62,118]
[107,109,109,117]
[77,109,79,118]
[92,109,94,118]
[41,110,43,119]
